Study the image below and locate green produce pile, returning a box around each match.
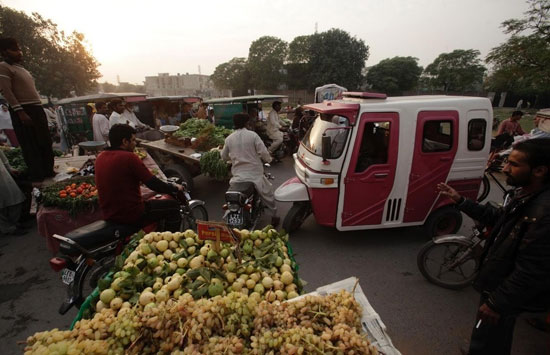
[1,147,28,173]
[172,118,232,151]
[25,290,377,354]
[40,176,98,216]
[20,227,384,355]
[199,149,229,180]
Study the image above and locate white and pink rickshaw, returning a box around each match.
[275,92,493,236]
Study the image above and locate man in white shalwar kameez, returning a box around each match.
[266,101,284,154]
[221,113,279,226]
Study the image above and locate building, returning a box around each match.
[144,73,230,98]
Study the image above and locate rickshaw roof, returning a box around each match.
[146,96,202,103]
[304,94,491,124]
[204,95,288,104]
[56,92,146,105]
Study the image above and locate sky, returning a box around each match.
[2,0,529,84]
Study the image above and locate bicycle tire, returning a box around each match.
[476,174,490,202]
[417,240,479,290]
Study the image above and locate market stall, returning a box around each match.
[139,118,232,189]
[36,153,164,254]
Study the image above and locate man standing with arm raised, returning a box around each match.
[438,138,550,355]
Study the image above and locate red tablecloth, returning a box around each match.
[37,154,165,254]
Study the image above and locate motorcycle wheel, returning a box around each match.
[181,205,208,232]
[74,255,115,308]
[283,202,311,233]
[417,240,478,289]
[164,164,194,192]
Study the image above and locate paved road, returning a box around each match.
[1,156,548,354]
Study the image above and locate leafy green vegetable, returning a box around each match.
[2,147,28,173]
[200,150,230,180]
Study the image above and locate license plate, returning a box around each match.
[228,213,243,226]
[61,268,75,285]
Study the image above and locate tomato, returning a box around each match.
[77,187,83,194]
[71,183,76,189]
[59,192,67,198]
[70,192,77,198]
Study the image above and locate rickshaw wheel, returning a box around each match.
[283,202,311,233]
[424,206,463,238]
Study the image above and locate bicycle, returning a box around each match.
[418,194,512,289]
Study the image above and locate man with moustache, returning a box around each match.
[0,38,55,181]
[437,138,550,355]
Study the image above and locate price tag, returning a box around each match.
[197,221,242,261]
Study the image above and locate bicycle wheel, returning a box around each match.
[417,240,479,289]
[476,174,490,202]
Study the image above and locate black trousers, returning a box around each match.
[468,296,517,355]
[140,199,181,232]
[10,105,55,181]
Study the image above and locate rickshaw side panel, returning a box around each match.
[403,111,459,223]
[341,112,400,226]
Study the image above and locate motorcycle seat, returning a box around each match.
[227,182,256,197]
[60,220,140,255]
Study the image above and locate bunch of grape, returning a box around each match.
[26,291,377,354]
[24,329,108,355]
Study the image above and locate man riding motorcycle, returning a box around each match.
[95,124,183,231]
[221,113,280,226]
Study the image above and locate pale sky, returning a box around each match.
[3,0,528,84]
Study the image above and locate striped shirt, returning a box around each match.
[0,61,41,112]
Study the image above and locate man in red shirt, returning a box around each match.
[95,124,183,230]
[497,110,525,136]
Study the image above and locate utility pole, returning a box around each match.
[315,22,318,33]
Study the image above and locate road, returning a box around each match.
[1,156,548,354]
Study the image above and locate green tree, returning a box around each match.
[286,35,312,89]
[366,56,423,95]
[210,57,251,96]
[0,6,100,99]
[485,0,550,99]
[424,49,486,93]
[247,36,288,91]
[307,29,369,90]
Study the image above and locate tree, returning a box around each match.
[424,49,486,93]
[0,6,100,99]
[286,35,313,89]
[210,57,251,96]
[247,36,288,91]
[366,56,423,95]
[485,0,550,101]
[307,29,369,90]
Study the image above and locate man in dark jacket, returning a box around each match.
[437,138,550,355]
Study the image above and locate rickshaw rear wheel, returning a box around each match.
[283,202,311,233]
[424,206,463,238]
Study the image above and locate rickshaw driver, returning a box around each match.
[221,113,280,227]
[266,101,284,154]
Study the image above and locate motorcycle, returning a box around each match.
[222,168,274,230]
[48,179,208,314]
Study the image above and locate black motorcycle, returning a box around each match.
[222,171,274,230]
[49,180,207,314]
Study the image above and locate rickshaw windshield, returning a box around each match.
[302,114,350,158]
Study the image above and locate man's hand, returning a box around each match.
[437,182,462,203]
[17,111,33,126]
[478,303,500,325]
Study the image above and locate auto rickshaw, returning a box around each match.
[275,92,493,236]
